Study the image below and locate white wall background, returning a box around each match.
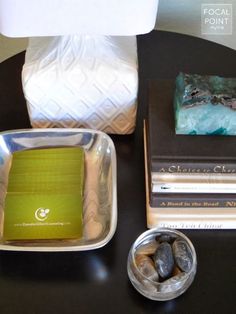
[156,0,235,50]
[0,36,27,62]
[0,0,235,62]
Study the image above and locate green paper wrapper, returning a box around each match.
[3,147,84,241]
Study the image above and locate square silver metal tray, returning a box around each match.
[0,129,117,251]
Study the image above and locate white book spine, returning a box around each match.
[147,218,236,229]
[152,172,236,183]
[147,208,236,229]
[152,182,236,193]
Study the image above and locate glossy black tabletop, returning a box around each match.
[0,31,236,314]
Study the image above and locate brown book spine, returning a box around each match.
[150,193,236,208]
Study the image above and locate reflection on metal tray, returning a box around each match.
[0,129,117,252]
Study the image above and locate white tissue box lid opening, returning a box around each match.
[0,0,159,37]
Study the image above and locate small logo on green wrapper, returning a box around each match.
[35,208,50,221]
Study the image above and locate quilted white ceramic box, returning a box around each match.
[2,0,159,134]
[22,35,138,134]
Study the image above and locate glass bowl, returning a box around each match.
[127,228,197,301]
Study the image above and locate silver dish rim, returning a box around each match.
[0,128,117,252]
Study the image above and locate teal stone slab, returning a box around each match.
[174,72,236,135]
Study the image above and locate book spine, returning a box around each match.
[147,218,236,229]
[150,194,236,208]
[152,182,236,194]
[147,206,236,229]
[152,172,236,183]
[151,161,236,174]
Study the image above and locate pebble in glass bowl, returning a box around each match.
[127,228,197,301]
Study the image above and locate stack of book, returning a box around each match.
[144,80,236,229]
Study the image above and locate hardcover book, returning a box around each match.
[150,191,236,208]
[151,172,236,194]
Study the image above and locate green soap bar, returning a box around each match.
[3,193,83,240]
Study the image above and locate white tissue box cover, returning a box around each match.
[22,35,138,134]
[0,0,158,37]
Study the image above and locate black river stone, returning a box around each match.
[154,242,174,279]
[156,234,177,244]
[172,239,193,272]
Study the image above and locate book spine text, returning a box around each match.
[147,219,236,229]
[152,162,236,174]
[150,195,236,208]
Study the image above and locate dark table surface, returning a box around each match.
[0,30,236,314]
